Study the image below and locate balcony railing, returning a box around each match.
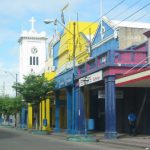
[77,49,147,76]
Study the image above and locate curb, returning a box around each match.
[31,130,50,135]
[66,134,98,142]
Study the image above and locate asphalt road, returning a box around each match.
[0,126,144,150]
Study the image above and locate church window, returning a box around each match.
[30,56,32,65]
[36,57,39,65]
[33,57,35,65]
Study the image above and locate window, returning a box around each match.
[30,56,39,65]
[36,57,39,65]
[30,56,32,65]
[33,57,35,65]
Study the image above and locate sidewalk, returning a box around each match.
[1,125,150,149]
[50,131,150,149]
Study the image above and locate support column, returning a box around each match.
[71,86,75,134]
[39,102,42,130]
[42,99,46,130]
[75,87,79,133]
[27,103,33,129]
[66,87,72,133]
[21,106,25,128]
[105,75,117,139]
[54,91,60,132]
[77,87,86,134]
[46,98,51,131]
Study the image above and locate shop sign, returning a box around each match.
[56,70,73,88]
[98,90,124,99]
[79,70,103,87]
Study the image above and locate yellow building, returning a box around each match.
[57,22,98,70]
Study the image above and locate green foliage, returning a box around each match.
[13,74,55,104]
[0,96,22,116]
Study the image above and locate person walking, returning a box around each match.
[128,112,137,136]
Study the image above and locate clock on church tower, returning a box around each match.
[31,47,38,54]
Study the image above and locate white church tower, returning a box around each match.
[18,17,47,83]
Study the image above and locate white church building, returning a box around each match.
[18,17,47,83]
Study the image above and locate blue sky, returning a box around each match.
[0,0,150,96]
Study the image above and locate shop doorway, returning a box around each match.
[116,87,150,135]
[90,89,105,131]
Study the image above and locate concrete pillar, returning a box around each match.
[71,85,78,134]
[105,75,117,139]
[39,102,42,130]
[46,98,51,131]
[54,91,60,132]
[27,103,33,129]
[66,87,72,133]
[21,106,26,128]
[77,87,86,134]
[42,100,46,130]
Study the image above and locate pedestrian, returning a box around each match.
[128,112,136,136]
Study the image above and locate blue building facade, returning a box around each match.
[52,17,150,139]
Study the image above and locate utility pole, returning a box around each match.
[72,22,76,132]
[89,28,92,57]
[16,74,18,97]
[73,22,76,78]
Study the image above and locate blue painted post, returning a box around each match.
[74,87,80,134]
[21,107,25,128]
[66,87,72,133]
[78,87,86,134]
[71,85,76,134]
[105,75,117,139]
[54,91,60,132]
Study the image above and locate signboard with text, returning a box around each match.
[79,71,103,87]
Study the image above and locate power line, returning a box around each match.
[73,2,150,49]
[80,0,127,33]
[105,1,150,34]
[133,11,150,22]
[112,0,142,19]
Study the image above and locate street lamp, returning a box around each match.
[4,71,18,97]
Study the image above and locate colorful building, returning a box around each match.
[76,17,150,138]
[45,17,150,138]
[52,21,98,133]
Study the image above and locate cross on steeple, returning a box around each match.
[29,17,36,31]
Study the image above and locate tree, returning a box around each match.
[0,96,22,125]
[12,74,55,129]
[13,74,55,104]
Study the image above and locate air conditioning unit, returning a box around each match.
[51,66,56,72]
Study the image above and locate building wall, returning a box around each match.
[118,27,147,50]
[53,22,98,76]
[92,20,119,57]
